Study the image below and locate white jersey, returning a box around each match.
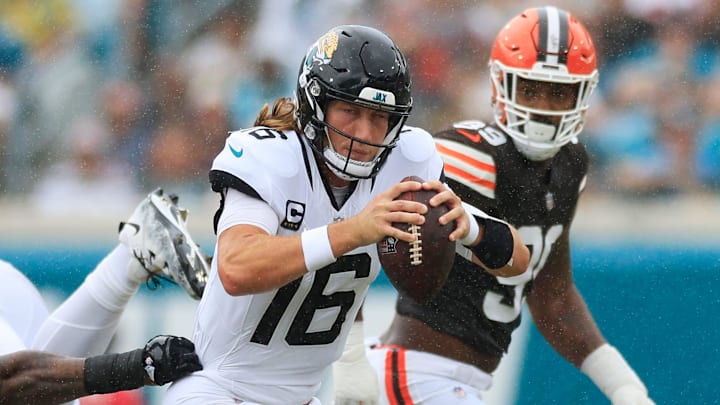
[0,259,49,355]
[192,125,444,404]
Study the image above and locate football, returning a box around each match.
[376,176,456,303]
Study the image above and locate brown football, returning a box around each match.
[376,176,456,303]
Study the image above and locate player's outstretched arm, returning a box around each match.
[0,350,85,405]
[0,335,202,405]
[527,231,654,405]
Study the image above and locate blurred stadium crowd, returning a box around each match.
[0,0,719,217]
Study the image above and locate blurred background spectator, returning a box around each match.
[0,0,718,205]
[694,70,720,191]
[30,116,139,216]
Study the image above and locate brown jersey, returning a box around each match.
[396,120,588,356]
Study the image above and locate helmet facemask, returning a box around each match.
[491,61,598,161]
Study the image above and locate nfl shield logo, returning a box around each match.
[545,192,555,211]
[378,236,398,254]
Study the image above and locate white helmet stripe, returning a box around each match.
[545,7,560,64]
[537,6,569,66]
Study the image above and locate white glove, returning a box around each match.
[333,321,379,405]
[581,344,654,405]
[611,385,656,405]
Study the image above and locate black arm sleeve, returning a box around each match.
[469,215,514,270]
[84,349,145,395]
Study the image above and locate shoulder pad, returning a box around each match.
[452,120,488,131]
[377,126,444,186]
[213,127,301,180]
[396,126,437,162]
[211,127,304,201]
[452,120,507,147]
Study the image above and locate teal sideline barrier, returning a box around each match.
[516,243,720,404]
[1,242,718,403]
[0,245,189,298]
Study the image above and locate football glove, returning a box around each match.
[143,335,203,385]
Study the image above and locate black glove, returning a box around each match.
[142,335,203,385]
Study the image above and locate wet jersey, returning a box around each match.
[397,120,588,356]
[195,125,444,404]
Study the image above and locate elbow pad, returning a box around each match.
[469,215,514,270]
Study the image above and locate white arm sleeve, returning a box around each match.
[0,317,26,355]
[217,188,279,236]
[32,245,139,357]
[581,344,654,405]
[0,260,49,348]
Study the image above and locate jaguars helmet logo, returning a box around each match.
[304,30,339,69]
[317,31,339,61]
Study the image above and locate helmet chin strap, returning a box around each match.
[515,120,561,161]
[323,146,364,181]
[321,132,378,181]
[524,119,557,141]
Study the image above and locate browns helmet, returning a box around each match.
[489,6,599,160]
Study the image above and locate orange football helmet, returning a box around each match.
[489,6,599,160]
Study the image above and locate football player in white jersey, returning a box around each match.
[163,25,528,405]
[365,6,655,405]
[0,189,207,404]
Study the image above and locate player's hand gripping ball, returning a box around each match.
[377,176,456,303]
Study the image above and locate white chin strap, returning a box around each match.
[323,144,378,181]
[525,120,556,141]
[514,120,561,161]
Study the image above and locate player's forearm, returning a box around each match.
[217,229,314,295]
[216,214,381,296]
[0,351,86,405]
[460,208,530,276]
[470,224,529,277]
[327,217,374,256]
[529,286,605,367]
[217,221,366,295]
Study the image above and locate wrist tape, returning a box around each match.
[459,211,480,246]
[301,225,336,272]
[581,343,647,399]
[84,349,145,394]
[469,216,514,269]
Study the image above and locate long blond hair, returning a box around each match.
[253,97,300,132]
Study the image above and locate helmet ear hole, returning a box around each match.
[308,80,322,97]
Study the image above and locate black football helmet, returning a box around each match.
[296,25,412,180]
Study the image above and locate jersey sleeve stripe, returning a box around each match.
[435,140,497,198]
[444,164,496,199]
[435,141,496,174]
